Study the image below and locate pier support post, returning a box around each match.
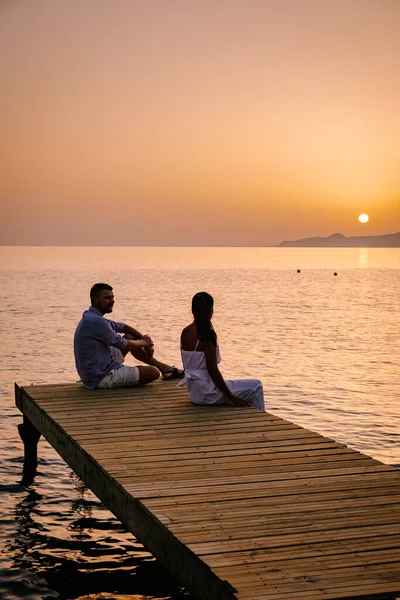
[18,415,41,480]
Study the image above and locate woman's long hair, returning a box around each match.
[192,292,217,346]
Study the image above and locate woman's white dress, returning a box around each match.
[179,344,264,410]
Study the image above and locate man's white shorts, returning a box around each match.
[98,365,140,388]
[97,346,140,388]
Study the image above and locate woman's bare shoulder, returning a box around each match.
[181,323,197,350]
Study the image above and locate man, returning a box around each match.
[74,283,183,389]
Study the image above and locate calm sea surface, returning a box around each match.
[1,246,399,600]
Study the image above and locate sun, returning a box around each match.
[358,213,369,224]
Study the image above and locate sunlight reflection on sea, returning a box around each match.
[0,246,399,600]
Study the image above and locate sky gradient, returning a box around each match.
[1,0,399,246]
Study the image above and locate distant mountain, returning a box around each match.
[278,232,400,248]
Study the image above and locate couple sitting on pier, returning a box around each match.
[74,283,264,411]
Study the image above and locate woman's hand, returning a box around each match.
[202,341,252,406]
[229,395,253,407]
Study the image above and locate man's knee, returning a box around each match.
[138,366,160,384]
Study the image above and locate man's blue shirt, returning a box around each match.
[74,306,128,389]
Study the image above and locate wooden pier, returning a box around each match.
[15,381,400,600]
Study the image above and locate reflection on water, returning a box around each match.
[1,246,399,600]
[358,247,369,268]
[1,469,190,600]
[1,245,399,270]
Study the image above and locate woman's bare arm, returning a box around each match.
[203,343,252,406]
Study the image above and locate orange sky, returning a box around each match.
[0,0,399,246]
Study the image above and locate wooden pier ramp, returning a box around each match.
[15,381,400,600]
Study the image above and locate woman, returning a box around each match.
[179,292,265,409]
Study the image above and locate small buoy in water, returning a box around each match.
[334,272,337,276]
[297,269,301,273]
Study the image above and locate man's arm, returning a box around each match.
[122,324,145,340]
[122,324,154,356]
[92,319,152,352]
[125,335,153,352]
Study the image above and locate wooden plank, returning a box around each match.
[186,523,400,555]
[15,385,237,600]
[61,415,289,434]
[106,458,377,478]
[50,409,272,427]
[103,446,366,466]
[108,459,378,482]
[235,580,400,600]
[233,568,400,598]
[137,472,400,507]
[86,429,339,445]
[164,503,400,534]
[213,548,400,575]
[117,464,395,491]
[15,382,400,600]
[233,563,400,589]
[203,535,400,568]
[236,587,399,600]
[89,440,348,460]
[158,496,400,527]
[67,422,304,443]
[154,497,400,530]
[169,512,400,545]
[153,489,400,527]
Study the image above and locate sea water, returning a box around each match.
[1,246,399,600]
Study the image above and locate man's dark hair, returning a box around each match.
[90,283,113,301]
